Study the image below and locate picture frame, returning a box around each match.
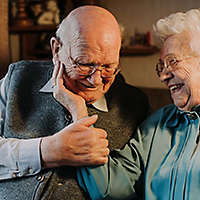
[26,0,61,25]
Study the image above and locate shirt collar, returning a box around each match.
[177,105,200,117]
[167,104,200,128]
[39,78,108,112]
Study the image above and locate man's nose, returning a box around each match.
[86,70,102,85]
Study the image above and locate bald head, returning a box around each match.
[51,6,121,103]
[56,6,121,48]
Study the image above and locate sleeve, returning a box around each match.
[0,75,42,180]
[77,128,145,200]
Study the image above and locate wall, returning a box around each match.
[120,53,163,88]
[100,0,200,88]
[10,0,200,88]
[10,34,19,62]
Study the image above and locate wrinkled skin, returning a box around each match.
[159,31,200,111]
[41,115,109,167]
[41,6,121,168]
[51,7,121,104]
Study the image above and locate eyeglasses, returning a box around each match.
[156,54,194,77]
[69,56,120,78]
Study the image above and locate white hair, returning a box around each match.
[153,9,200,45]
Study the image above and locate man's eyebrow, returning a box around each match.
[102,61,119,66]
[77,60,118,65]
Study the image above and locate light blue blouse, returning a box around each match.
[77,104,200,200]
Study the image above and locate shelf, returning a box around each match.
[9,26,158,60]
[9,25,57,33]
[32,49,52,59]
[120,45,158,56]
[9,25,56,60]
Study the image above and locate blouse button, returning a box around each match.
[187,113,197,120]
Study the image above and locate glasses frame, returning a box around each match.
[68,56,121,78]
[55,37,121,78]
[156,54,196,77]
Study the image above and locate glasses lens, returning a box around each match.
[156,54,181,77]
[101,67,119,77]
[76,65,93,75]
[76,64,119,78]
[156,63,163,76]
[166,57,178,68]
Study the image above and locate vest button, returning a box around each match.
[64,114,73,125]
[65,114,72,121]
[29,168,33,174]
[37,175,45,182]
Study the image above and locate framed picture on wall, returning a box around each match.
[26,0,61,25]
[9,0,69,26]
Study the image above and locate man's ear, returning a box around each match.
[50,37,60,63]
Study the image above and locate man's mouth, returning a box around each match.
[78,82,98,90]
[169,83,184,93]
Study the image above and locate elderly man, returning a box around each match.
[77,9,200,200]
[0,5,149,200]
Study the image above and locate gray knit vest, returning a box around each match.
[0,60,149,200]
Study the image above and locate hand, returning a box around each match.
[41,115,109,168]
[52,60,88,121]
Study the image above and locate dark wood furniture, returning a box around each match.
[140,87,172,112]
[10,24,159,60]
[0,0,10,78]
[121,45,158,56]
[9,25,57,60]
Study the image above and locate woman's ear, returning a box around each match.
[50,37,60,62]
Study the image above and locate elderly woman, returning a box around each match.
[77,9,200,200]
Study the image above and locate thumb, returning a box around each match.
[77,115,98,127]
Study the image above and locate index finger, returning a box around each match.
[92,128,107,139]
[52,60,61,86]
[56,62,64,86]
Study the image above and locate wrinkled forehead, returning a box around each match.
[61,22,120,61]
[64,17,120,43]
[160,32,194,60]
[69,37,120,63]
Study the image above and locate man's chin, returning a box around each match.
[84,97,99,104]
[79,92,103,104]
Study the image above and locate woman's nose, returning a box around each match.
[159,67,173,83]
